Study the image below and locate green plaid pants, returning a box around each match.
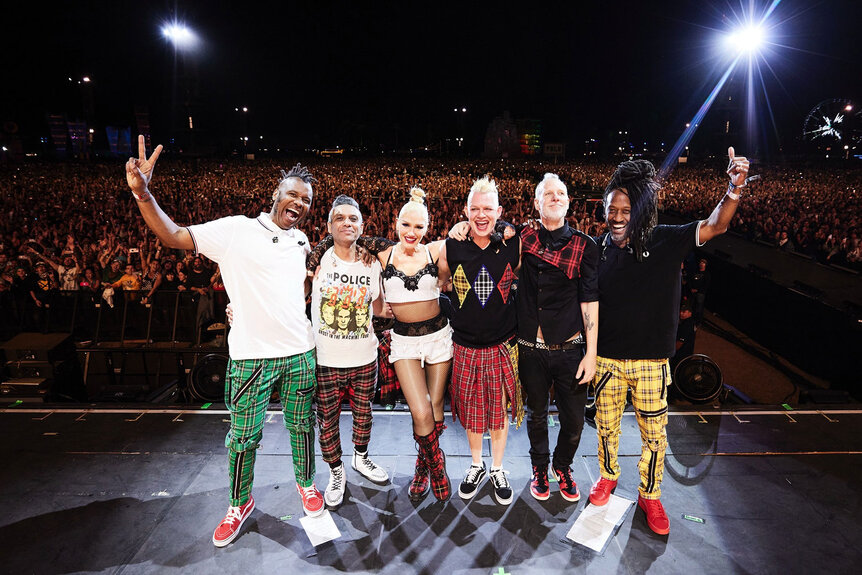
[225,349,317,506]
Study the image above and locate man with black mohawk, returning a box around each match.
[588,147,750,536]
[125,135,325,547]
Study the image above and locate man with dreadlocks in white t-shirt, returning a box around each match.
[124,135,324,548]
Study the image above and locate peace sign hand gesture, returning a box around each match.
[125,134,163,199]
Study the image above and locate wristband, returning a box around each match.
[132,189,152,203]
[726,184,740,201]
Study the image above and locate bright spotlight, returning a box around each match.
[162,23,197,48]
[727,26,764,54]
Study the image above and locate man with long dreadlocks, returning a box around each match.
[125,135,325,548]
[588,147,750,535]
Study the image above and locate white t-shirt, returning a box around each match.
[311,247,381,368]
[187,213,314,360]
[58,265,79,291]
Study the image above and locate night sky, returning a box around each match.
[3,1,860,152]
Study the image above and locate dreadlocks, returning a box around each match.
[280,163,317,184]
[604,160,660,262]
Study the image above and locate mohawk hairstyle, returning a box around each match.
[328,194,362,223]
[280,163,317,184]
[603,160,660,262]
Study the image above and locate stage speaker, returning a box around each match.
[6,360,60,379]
[1,333,73,362]
[673,354,723,403]
[1,333,84,401]
[188,353,228,402]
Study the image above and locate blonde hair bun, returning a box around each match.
[409,186,426,204]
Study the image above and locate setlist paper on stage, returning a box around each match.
[299,511,342,547]
[565,494,633,552]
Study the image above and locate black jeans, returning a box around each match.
[519,343,587,469]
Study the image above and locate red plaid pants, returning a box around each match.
[316,360,378,464]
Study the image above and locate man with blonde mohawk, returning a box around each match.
[445,176,522,505]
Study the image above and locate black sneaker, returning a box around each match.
[489,467,513,505]
[530,464,550,501]
[458,462,487,500]
[552,465,581,502]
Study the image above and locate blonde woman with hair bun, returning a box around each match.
[372,185,455,502]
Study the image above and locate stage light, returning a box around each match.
[162,23,197,48]
[82,76,91,83]
[726,26,765,54]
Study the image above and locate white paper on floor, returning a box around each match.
[299,510,342,547]
[566,493,634,552]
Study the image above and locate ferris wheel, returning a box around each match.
[802,98,861,147]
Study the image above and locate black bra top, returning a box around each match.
[381,245,439,293]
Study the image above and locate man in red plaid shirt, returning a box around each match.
[517,173,599,505]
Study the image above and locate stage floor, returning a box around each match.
[1,405,860,574]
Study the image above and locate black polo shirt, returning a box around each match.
[516,223,599,345]
[596,222,699,359]
[446,236,520,348]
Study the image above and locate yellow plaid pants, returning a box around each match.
[594,356,670,499]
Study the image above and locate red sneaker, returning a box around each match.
[638,495,670,535]
[297,483,325,517]
[212,495,255,547]
[552,466,580,502]
[530,465,550,501]
[589,477,618,506]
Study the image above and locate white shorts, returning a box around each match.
[389,324,454,366]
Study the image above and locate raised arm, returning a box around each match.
[125,135,194,250]
[27,247,59,272]
[698,146,751,244]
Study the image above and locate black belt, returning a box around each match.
[517,334,584,351]
[393,313,448,337]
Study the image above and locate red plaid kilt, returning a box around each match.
[451,342,519,433]
[376,330,400,405]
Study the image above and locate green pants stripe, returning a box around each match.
[224,350,317,506]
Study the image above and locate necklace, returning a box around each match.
[330,246,357,268]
